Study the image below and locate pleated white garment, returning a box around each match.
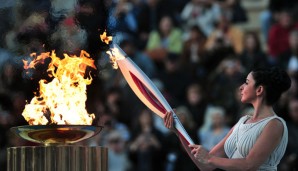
[224,115,288,171]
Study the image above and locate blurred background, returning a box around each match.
[1,0,298,170]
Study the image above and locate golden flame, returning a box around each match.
[99,31,124,69]
[106,45,126,69]
[22,50,96,125]
[100,31,112,44]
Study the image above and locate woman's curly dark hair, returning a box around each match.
[251,67,291,105]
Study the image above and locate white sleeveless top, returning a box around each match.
[224,115,288,171]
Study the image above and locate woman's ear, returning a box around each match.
[256,85,264,96]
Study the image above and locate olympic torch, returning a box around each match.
[107,44,199,167]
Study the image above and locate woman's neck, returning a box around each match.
[251,100,275,120]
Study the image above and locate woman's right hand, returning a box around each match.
[163,111,174,130]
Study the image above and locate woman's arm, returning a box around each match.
[164,111,234,171]
[192,119,284,171]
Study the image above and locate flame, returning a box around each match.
[100,31,112,44]
[106,45,126,69]
[22,50,96,125]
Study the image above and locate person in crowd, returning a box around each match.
[87,108,131,147]
[268,9,298,64]
[164,67,291,171]
[146,15,183,61]
[182,25,207,66]
[205,11,244,55]
[198,106,230,151]
[129,108,165,171]
[108,0,138,42]
[185,83,208,129]
[208,57,245,124]
[215,0,247,24]
[278,29,298,76]
[181,25,207,81]
[105,86,132,127]
[181,0,221,37]
[239,31,269,72]
[157,53,192,105]
[51,16,87,54]
[279,97,298,171]
[259,0,298,43]
[120,38,157,78]
[107,130,132,171]
[180,0,206,31]
[136,0,175,49]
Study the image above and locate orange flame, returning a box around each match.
[106,47,125,69]
[22,50,96,125]
[100,31,112,44]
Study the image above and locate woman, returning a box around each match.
[164,67,291,171]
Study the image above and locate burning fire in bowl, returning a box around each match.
[12,49,102,145]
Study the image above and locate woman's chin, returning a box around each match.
[240,98,247,103]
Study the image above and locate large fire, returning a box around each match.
[22,50,96,125]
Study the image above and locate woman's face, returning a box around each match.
[159,16,172,35]
[239,72,257,103]
[139,110,152,126]
[245,34,256,51]
[187,87,202,105]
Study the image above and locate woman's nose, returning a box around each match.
[239,84,243,91]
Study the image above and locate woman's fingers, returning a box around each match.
[164,112,169,128]
[189,144,202,154]
[169,113,173,128]
[164,111,173,129]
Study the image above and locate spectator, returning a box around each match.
[146,15,183,61]
[268,10,298,63]
[136,0,175,49]
[180,0,205,31]
[107,130,132,171]
[259,0,298,43]
[181,25,207,81]
[51,16,87,54]
[198,106,230,151]
[105,87,132,129]
[239,31,269,72]
[208,57,245,122]
[185,83,208,129]
[108,0,138,42]
[157,53,192,105]
[120,39,157,78]
[129,109,164,171]
[279,29,298,76]
[215,0,247,24]
[205,11,244,55]
[279,97,298,171]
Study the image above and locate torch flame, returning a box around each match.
[100,31,112,45]
[22,50,95,125]
[106,44,126,69]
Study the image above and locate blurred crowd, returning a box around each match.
[1,0,298,170]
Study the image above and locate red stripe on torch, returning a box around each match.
[129,72,167,114]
